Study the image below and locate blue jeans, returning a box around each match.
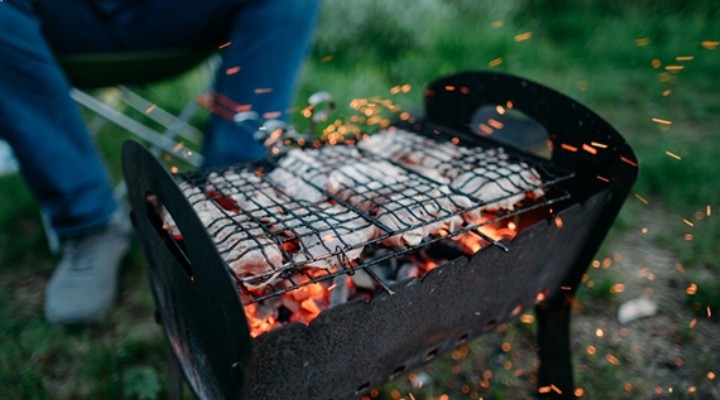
[0,0,320,237]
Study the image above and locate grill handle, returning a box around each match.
[122,140,251,400]
[424,71,637,198]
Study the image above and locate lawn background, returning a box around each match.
[0,0,718,399]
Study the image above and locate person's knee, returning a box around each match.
[258,0,321,33]
[0,2,40,46]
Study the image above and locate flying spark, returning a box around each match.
[652,117,672,125]
[634,193,650,205]
[676,55,694,61]
[488,57,503,67]
[665,65,685,71]
[665,151,682,160]
[606,354,620,365]
[620,156,638,167]
[635,38,650,47]
[515,32,532,41]
[701,40,719,50]
[582,143,598,154]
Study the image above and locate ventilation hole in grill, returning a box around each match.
[425,347,439,361]
[470,105,551,159]
[145,192,194,280]
[456,333,470,345]
[355,382,370,394]
[390,364,406,379]
[484,319,498,330]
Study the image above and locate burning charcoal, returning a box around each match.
[350,269,375,290]
[286,204,377,269]
[329,275,349,308]
[396,262,420,282]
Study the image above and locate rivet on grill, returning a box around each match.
[456,333,470,345]
[389,364,406,380]
[425,347,439,361]
[355,382,370,394]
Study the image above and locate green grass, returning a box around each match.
[1,1,719,398]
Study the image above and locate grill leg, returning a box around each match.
[535,295,575,400]
[168,352,184,400]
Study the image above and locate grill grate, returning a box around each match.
[174,125,575,304]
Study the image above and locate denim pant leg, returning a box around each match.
[202,0,322,168]
[0,2,117,237]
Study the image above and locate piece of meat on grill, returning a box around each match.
[376,185,471,247]
[161,181,222,237]
[359,128,470,178]
[266,146,362,204]
[266,167,324,205]
[285,204,377,269]
[450,161,544,214]
[161,181,284,287]
[326,160,411,212]
[209,214,284,288]
[205,170,287,223]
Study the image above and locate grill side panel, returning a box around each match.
[245,189,609,399]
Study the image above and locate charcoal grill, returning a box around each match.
[122,71,638,399]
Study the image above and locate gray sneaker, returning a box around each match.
[44,213,132,325]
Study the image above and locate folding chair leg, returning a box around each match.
[40,209,62,255]
[168,351,185,400]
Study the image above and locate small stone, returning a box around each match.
[617,296,658,325]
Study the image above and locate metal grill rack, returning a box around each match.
[176,125,576,304]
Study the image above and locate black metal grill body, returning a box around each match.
[122,71,637,400]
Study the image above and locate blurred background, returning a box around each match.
[1,0,718,398]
